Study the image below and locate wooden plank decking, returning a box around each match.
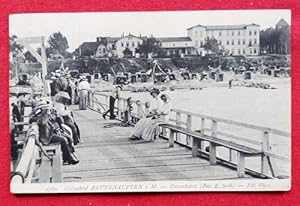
[63,107,253,182]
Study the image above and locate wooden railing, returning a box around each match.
[88,91,290,178]
[11,122,63,184]
[11,123,39,183]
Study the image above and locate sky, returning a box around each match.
[9,10,291,52]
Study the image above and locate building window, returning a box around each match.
[103,48,106,53]
[249,40,252,46]
[232,40,234,45]
[200,41,203,47]
[254,48,257,54]
[227,40,229,45]
[185,43,188,46]
[219,40,222,45]
[121,43,124,47]
[238,31,241,36]
[238,49,241,55]
[219,32,222,36]
[232,31,234,36]
[238,39,240,45]
[254,39,257,44]
[249,31,252,35]
[126,42,129,47]
[243,39,245,45]
[132,42,135,47]
[250,48,252,54]
[173,44,175,46]
[254,31,257,35]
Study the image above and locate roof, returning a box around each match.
[158,37,192,42]
[107,37,121,43]
[80,42,99,50]
[276,18,289,28]
[187,23,260,30]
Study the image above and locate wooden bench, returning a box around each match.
[160,123,262,178]
[37,143,63,183]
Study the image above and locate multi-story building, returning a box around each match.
[187,24,260,56]
[158,37,194,56]
[114,34,145,58]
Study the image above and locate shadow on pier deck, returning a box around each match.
[63,107,253,182]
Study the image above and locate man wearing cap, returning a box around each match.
[77,77,92,110]
[102,85,122,120]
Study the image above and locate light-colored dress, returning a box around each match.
[141,100,172,141]
[131,97,161,138]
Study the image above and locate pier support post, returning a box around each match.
[209,142,217,165]
[209,120,218,165]
[192,138,200,157]
[237,152,245,178]
[176,112,181,141]
[261,131,270,175]
[186,115,192,145]
[200,118,205,150]
[169,129,175,148]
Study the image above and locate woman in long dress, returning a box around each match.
[130,88,161,139]
[141,92,172,141]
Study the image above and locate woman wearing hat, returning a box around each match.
[30,102,79,165]
[130,88,162,140]
[142,92,172,141]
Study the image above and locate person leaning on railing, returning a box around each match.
[29,102,79,165]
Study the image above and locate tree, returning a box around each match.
[9,35,23,53]
[260,26,290,54]
[137,37,163,57]
[24,51,37,63]
[123,47,132,57]
[203,37,222,54]
[48,32,69,57]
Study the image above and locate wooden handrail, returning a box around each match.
[93,91,290,137]
[11,123,39,184]
[172,108,290,137]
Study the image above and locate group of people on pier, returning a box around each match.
[130,88,172,141]
[101,86,172,142]
[50,71,92,110]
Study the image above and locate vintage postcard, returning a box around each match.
[9,10,291,193]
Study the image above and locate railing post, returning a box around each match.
[261,131,270,175]
[237,152,245,177]
[199,118,205,150]
[91,92,95,109]
[169,129,175,148]
[176,112,181,141]
[137,102,143,119]
[117,98,122,119]
[186,115,192,145]
[209,120,218,165]
[105,95,110,108]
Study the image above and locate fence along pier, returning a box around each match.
[11,90,290,184]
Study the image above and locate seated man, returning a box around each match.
[53,95,80,145]
[30,102,79,165]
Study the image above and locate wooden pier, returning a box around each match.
[10,91,290,184]
[63,107,252,182]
